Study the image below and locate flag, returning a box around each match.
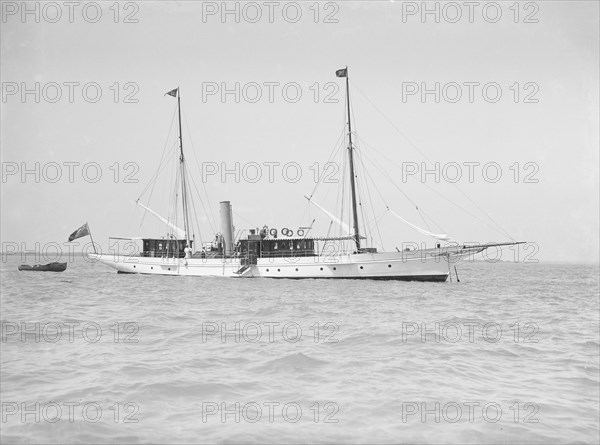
[68,223,90,242]
[165,88,178,97]
[335,68,347,78]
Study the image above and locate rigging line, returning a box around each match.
[140,145,178,229]
[349,101,383,247]
[185,167,205,248]
[348,84,368,239]
[138,143,179,203]
[138,147,171,199]
[151,145,179,206]
[365,208,389,231]
[356,149,386,249]
[370,149,440,233]
[311,129,346,234]
[299,200,310,230]
[138,105,179,199]
[363,137,436,233]
[298,183,316,230]
[348,96,369,242]
[168,152,179,229]
[351,141,368,242]
[419,177,510,238]
[356,148,389,208]
[139,143,179,227]
[340,87,352,240]
[187,169,216,235]
[307,121,347,200]
[340,86,352,240]
[321,89,349,239]
[182,162,195,241]
[338,139,348,239]
[365,208,388,249]
[182,109,218,232]
[357,136,449,234]
[182,113,214,233]
[184,162,212,243]
[361,149,446,235]
[296,140,343,229]
[232,210,259,232]
[360,147,451,235]
[351,79,514,241]
[357,140,513,239]
[359,153,427,243]
[342,144,349,239]
[166,161,180,236]
[185,160,217,235]
[358,143,419,208]
[175,162,182,232]
[351,80,432,162]
[357,168,375,247]
[172,152,184,236]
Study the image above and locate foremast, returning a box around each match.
[338,67,361,251]
[169,87,192,249]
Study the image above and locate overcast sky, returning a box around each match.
[1,1,598,263]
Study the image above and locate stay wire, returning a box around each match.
[350,79,514,241]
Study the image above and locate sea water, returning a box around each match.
[1,256,598,443]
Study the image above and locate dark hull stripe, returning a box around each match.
[260,275,449,282]
[118,271,448,282]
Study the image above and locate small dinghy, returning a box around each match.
[18,262,67,272]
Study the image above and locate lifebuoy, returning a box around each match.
[281,228,293,237]
[269,228,278,238]
[297,229,305,237]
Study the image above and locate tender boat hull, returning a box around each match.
[18,262,67,272]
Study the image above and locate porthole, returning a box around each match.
[168,268,171,271]
[266,269,269,272]
[295,268,298,271]
[388,264,392,268]
[133,265,136,268]
[333,267,336,271]
[360,266,364,270]
[277,269,280,272]
[151,267,153,270]
[320,267,323,271]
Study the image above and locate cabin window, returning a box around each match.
[259,238,315,258]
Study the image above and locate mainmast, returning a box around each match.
[176,88,191,249]
[338,67,361,251]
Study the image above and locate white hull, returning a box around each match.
[90,250,453,281]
